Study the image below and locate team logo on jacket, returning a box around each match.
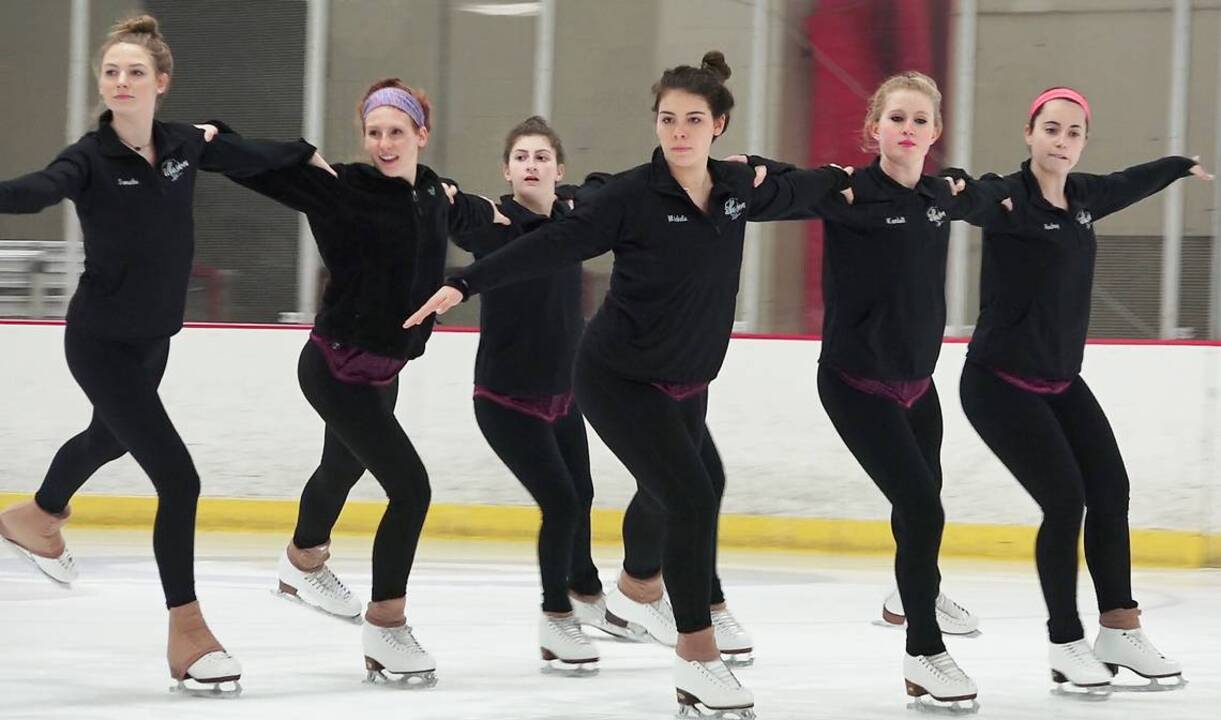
[161,158,190,182]
[926,206,947,227]
[723,197,746,220]
[1075,209,1092,229]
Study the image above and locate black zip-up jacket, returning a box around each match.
[756,156,1006,380]
[448,147,850,384]
[229,162,493,360]
[958,156,1195,379]
[453,195,582,396]
[0,111,316,339]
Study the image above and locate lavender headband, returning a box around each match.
[362,87,426,129]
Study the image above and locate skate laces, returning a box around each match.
[694,659,743,689]
[383,625,428,655]
[648,597,677,628]
[551,615,590,645]
[935,593,970,619]
[305,565,352,600]
[1121,629,1164,658]
[924,652,968,682]
[712,609,745,638]
[1062,639,1102,667]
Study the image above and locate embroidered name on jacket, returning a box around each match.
[1044,222,1060,231]
[667,214,689,223]
[723,197,746,221]
[117,178,139,186]
[886,216,907,225]
[1076,209,1093,229]
[161,158,190,182]
[926,206,947,227]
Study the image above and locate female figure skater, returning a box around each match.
[0,14,322,694]
[407,51,851,718]
[225,77,502,687]
[790,71,1006,711]
[956,86,1210,695]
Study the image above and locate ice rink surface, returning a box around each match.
[2,530,1218,720]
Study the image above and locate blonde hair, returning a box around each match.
[97,14,174,79]
[861,71,942,152]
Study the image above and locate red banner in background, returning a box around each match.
[803,0,951,333]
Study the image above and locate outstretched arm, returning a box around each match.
[0,145,90,214]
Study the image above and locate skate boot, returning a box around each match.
[903,651,979,714]
[539,612,599,674]
[571,592,645,641]
[362,601,437,689]
[0,500,77,585]
[167,601,242,697]
[1093,626,1185,691]
[1049,639,1112,700]
[881,589,979,636]
[275,543,362,622]
[711,607,754,666]
[674,656,755,719]
[605,585,677,647]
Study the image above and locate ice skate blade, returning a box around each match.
[871,615,981,639]
[271,585,362,625]
[1,537,73,588]
[170,678,242,698]
[1049,671,1111,701]
[364,658,437,689]
[675,690,756,720]
[906,697,979,715]
[604,610,655,644]
[540,658,599,676]
[905,682,979,715]
[721,651,754,667]
[1104,664,1188,693]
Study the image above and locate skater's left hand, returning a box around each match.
[441,183,510,225]
[1189,156,1215,181]
[722,154,768,187]
[194,124,219,142]
[309,151,338,178]
[403,286,464,328]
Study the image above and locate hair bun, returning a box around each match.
[112,14,160,37]
[701,51,731,82]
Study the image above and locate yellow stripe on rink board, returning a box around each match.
[0,492,1212,568]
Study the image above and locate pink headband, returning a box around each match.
[362,87,427,130]
[1029,87,1091,125]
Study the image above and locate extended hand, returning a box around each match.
[403,285,464,328]
[193,124,219,142]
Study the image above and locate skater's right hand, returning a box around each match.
[1189,156,1215,181]
[403,285,464,328]
[309,151,338,178]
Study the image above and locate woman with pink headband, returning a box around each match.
[954,86,1212,696]
[224,77,504,687]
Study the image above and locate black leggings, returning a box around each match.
[817,365,946,657]
[35,326,200,609]
[959,362,1136,643]
[573,351,719,634]
[292,341,431,602]
[473,396,602,613]
[622,427,727,606]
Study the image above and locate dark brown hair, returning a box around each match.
[651,51,734,136]
[502,116,565,164]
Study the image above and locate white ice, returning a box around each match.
[1,530,1218,720]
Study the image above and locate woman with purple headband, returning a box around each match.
[952,86,1212,696]
[224,77,504,687]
